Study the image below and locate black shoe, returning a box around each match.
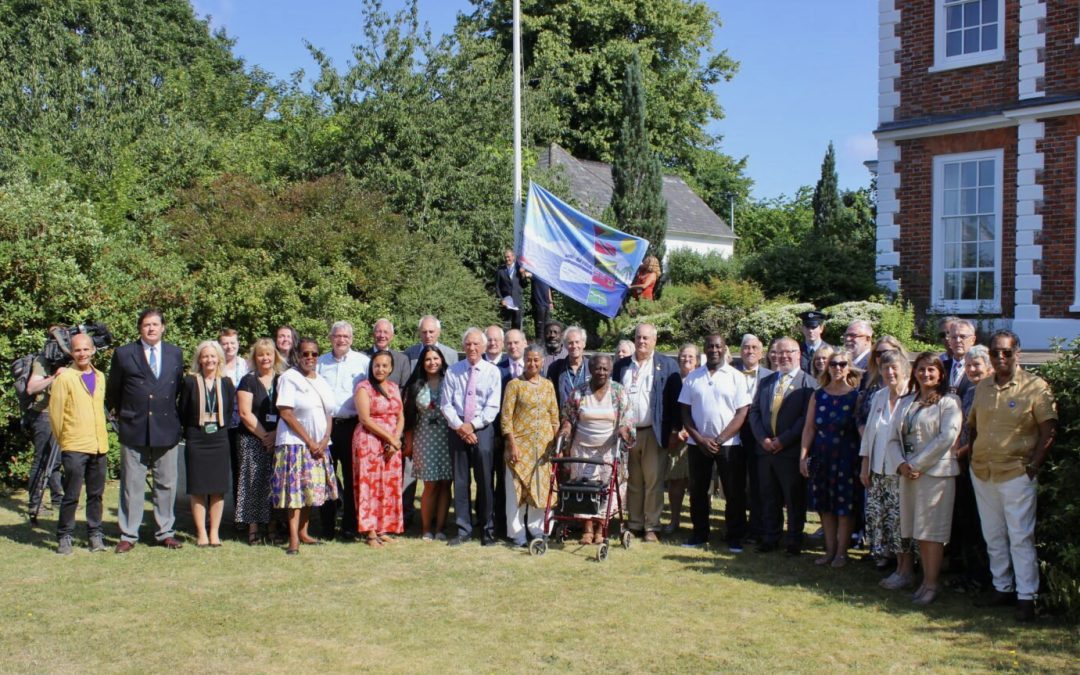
[681,537,707,549]
[1015,599,1036,623]
[481,536,498,547]
[756,542,778,553]
[983,590,1017,607]
[447,536,469,547]
[785,544,802,557]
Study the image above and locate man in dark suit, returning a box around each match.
[731,333,773,544]
[612,323,682,543]
[546,326,590,412]
[797,310,831,373]
[495,249,524,331]
[366,318,414,527]
[942,318,976,398]
[748,337,816,556]
[523,269,553,342]
[106,308,186,553]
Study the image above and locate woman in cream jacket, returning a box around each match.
[892,352,963,606]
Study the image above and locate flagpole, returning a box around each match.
[512,0,523,252]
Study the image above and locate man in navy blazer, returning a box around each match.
[731,333,774,544]
[748,336,816,556]
[612,323,682,542]
[105,308,186,552]
[495,249,524,330]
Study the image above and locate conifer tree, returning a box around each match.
[611,52,668,262]
[812,141,842,238]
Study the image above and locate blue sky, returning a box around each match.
[190,0,877,200]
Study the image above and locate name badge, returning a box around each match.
[204,423,219,434]
[265,414,278,424]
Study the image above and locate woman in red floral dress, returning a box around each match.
[352,351,405,547]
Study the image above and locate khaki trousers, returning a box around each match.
[627,427,668,532]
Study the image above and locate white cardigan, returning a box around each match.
[889,393,963,478]
[858,387,905,475]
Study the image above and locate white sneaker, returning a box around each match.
[434,532,447,542]
[880,572,914,590]
[421,533,435,542]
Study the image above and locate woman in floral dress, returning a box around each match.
[352,350,405,547]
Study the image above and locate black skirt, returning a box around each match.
[185,425,231,495]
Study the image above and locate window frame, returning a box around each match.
[931,0,1006,72]
[931,149,1005,315]
[1072,138,1080,312]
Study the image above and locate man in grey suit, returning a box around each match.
[731,334,772,543]
[404,315,459,370]
[748,336,816,556]
[106,308,185,553]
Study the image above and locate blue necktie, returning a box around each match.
[149,345,159,378]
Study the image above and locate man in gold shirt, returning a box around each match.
[967,330,1057,622]
[49,334,110,555]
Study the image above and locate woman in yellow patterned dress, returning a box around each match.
[501,345,560,548]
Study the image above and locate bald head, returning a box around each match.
[70,333,95,370]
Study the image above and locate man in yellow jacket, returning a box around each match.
[49,334,109,555]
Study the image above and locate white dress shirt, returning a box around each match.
[141,340,160,377]
[678,364,751,446]
[622,354,654,428]
[439,358,502,430]
[316,350,370,418]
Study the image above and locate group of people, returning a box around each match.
[30,306,1057,622]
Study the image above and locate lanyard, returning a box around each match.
[204,377,218,415]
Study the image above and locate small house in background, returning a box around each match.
[874,0,1080,348]
[536,143,737,259]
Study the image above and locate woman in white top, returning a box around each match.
[859,350,914,587]
[558,355,635,545]
[271,337,338,555]
[893,352,963,605]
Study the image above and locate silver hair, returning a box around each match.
[462,326,488,348]
[848,319,873,337]
[418,315,442,331]
[616,339,634,354]
[329,320,354,338]
[952,319,976,334]
[741,333,762,347]
[965,344,990,365]
[523,344,545,359]
[373,318,395,334]
[563,325,587,345]
[485,325,505,341]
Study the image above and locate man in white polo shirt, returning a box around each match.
[679,335,751,551]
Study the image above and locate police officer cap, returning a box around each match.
[798,310,829,328]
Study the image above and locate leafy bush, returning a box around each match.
[821,295,923,350]
[666,248,741,285]
[742,239,881,307]
[1033,337,1080,620]
[734,302,814,346]
[675,278,766,344]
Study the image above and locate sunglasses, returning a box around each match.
[300,350,319,357]
[829,361,849,368]
[990,349,1014,358]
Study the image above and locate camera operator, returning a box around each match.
[25,326,66,524]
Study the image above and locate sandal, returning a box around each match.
[378,533,397,544]
[365,536,384,548]
[814,554,834,566]
[580,532,595,545]
[248,528,261,546]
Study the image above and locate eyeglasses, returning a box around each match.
[990,349,1014,358]
[300,351,319,357]
[843,333,868,339]
[829,361,849,368]
[776,349,799,355]
[949,334,974,341]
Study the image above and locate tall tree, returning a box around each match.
[610,53,667,262]
[811,141,842,237]
[467,0,739,167]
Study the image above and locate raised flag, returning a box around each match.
[519,182,649,319]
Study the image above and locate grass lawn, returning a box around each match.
[1,483,1077,673]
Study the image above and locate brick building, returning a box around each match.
[874,0,1080,347]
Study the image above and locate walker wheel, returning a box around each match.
[596,542,609,562]
[529,539,547,557]
[554,524,567,544]
[620,530,632,550]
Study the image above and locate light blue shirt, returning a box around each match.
[316,350,370,418]
[439,358,501,431]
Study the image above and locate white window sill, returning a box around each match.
[1074,36,1080,46]
[931,303,1002,315]
[929,53,1005,73]
[1070,303,1080,312]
